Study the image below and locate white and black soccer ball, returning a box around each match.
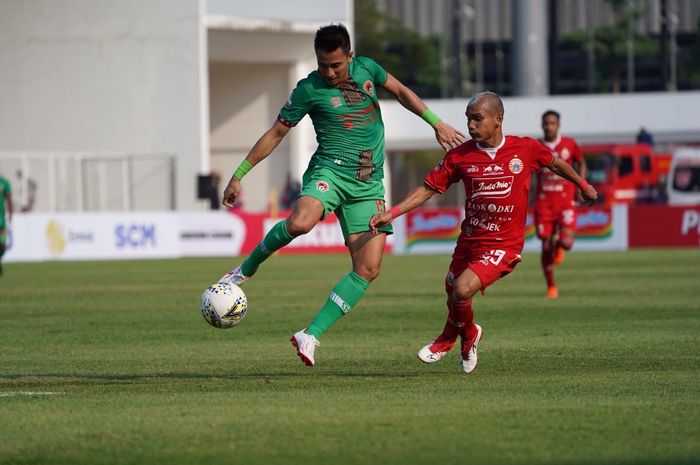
[200,282,248,329]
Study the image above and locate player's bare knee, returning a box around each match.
[452,283,477,302]
[285,216,315,236]
[355,265,380,282]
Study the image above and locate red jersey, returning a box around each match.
[425,135,554,250]
[535,136,582,206]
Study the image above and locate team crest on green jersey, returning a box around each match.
[330,96,342,108]
[363,80,375,97]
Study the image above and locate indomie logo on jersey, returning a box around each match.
[471,176,514,199]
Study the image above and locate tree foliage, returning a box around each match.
[354,0,442,97]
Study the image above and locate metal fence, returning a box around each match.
[0,152,176,212]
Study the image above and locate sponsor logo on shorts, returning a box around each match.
[509,156,523,174]
[467,165,479,173]
[471,176,513,199]
[482,164,504,175]
[446,270,455,286]
[316,181,330,192]
[330,96,342,108]
[363,80,375,97]
[434,160,444,172]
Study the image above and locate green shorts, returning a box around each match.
[300,165,393,241]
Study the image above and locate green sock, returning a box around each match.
[306,271,370,339]
[241,221,294,276]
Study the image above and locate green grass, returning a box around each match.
[0,249,698,465]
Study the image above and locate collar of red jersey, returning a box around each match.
[475,136,507,160]
[541,135,562,150]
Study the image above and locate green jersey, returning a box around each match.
[0,177,10,220]
[278,56,387,181]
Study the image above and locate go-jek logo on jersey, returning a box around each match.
[316,181,330,192]
[471,176,514,199]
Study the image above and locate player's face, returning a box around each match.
[542,115,560,140]
[466,101,502,143]
[316,48,352,86]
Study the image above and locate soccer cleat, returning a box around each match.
[218,264,250,286]
[417,336,456,364]
[553,246,565,266]
[546,285,559,299]
[290,330,320,366]
[460,324,483,374]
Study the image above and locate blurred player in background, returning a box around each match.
[0,174,13,276]
[219,24,465,366]
[535,110,587,299]
[370,93,596,373]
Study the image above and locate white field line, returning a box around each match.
[0,391,65,398]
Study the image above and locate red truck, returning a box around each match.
[582,143,671,205]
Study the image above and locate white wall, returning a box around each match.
[209,61,292,211]
[382,91,700,151]
[0,0,206,210]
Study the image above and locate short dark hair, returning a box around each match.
[542,110,560,121]
[314,24,351,54]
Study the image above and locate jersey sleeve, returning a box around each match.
[424,152,459,193]
[277,81,312,127]
[528,138,555,171]
[356,56,388,86]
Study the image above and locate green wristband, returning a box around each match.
[421,108,442,127]
[233,160,253,180]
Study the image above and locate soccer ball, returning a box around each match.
[200,282,248,329]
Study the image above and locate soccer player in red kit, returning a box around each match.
[535,110,587,299]
[370,93,596,373]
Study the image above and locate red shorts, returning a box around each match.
[534,205,577,239]
[446,246,522,294]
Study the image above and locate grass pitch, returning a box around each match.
[0,249,698,465]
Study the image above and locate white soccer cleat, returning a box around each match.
[218,264,250,286]
[460,324,483,374]
[290,330,320,366]
[417,336,456,364]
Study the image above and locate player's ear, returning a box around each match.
[348,51,354,61]
[496,113,504,127]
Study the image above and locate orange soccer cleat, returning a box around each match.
[546,285,559,299]
[553,246,565,266]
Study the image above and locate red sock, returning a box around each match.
[542,241,555,287]
[451,299,475,339]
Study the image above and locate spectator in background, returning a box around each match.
[16,170,37,212]
[0,174,13,276]
[636,127,654,147]
[280,173,301,210]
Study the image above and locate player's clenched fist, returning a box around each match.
[581,185,598,205]
[222,177,242,208]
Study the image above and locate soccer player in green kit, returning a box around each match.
[0,175,12,276]
[219,24,465,366]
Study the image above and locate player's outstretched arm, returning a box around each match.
[369,185,437,234]
[382,74,465,151]
[222,120,291,208]
[548,158,598,205]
